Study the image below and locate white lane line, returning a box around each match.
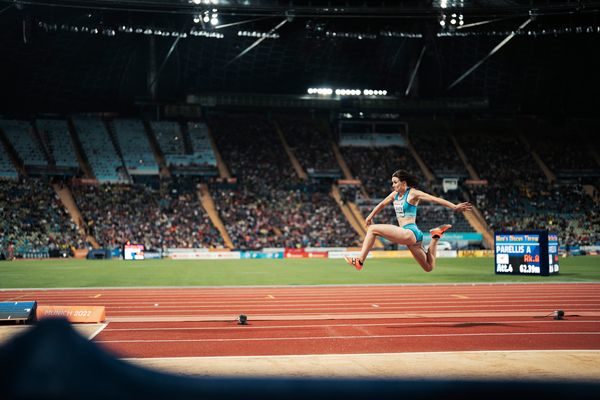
[102,305,600,316]
[102,307,600,314]
[96,331,600,344]
[102,319,600,332]
[16,299,600,308]
[8,296,600,305]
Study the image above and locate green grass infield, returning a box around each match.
[0,256,598,288]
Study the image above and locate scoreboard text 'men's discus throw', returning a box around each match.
[494,231,559,276]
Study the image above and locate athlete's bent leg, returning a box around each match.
[358,224,416,263]
[408,244,434,272]
[357,225,378,263]
[407,224,453,272]
[427,236,439,266]
[407,236,441,272]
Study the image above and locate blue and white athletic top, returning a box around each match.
[393,188,418,220]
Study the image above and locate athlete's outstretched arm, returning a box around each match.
[365,192,395,226]
[412,190,473,212]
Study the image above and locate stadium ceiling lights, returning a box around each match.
[380,31,423,38]
[324,31,377,40]
[440,12,464,28]
[437,0,464,30]
[192,9,219,26]
[307,88,388,96]
[335,89,362,96]
[307,88,333,96]
[362,89,388,96]
[438,25,600,37]
[37,21,224,39]
[189,28,224,38]
[237,31,280,39]
[189,0,220,4]
[435,0,464,10]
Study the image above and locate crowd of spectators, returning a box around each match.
[208,113,360,249]
[0,178,85,255]
[340,146,424,199]
[408,122,596,246]
[467,181,599,246]
[277,116,340,173]
[213,183,360,250]
[455,131,545,182]
[159,178,225,249]
[210,113,300,186]
[529,124,599,175]
[445,124,599,246]
[409,129,468,178]
[3,115,599,255]
[338,184,361,204]
[71,178,224,250]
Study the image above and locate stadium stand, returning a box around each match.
[208,114,360,249]
[150,120,218,175]
[112,119,160,176]
[0,178,85,256]
[0,140,18,179]
[211,183,360,249]
[0,119,47,167]
[409,129,468,179]
[529,121,600,179]
[70,178,224,250]
[468,181,599,246]
[73,117,128,183]
[452,122,600,247]
[340,146,425,199]
[187,122,218,168]
[162,177,225,249]
[278,116,341,176]
[36,119,79,168]
[151,120,186,165]
[455,130,545,183]
[1,113,598,254]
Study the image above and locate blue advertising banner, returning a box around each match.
[241,251,284,259]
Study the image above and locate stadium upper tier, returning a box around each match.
[0,120,47,168]
[112,119,160,176]
[73,118,128,183]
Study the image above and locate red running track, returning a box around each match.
[2,283,600,358]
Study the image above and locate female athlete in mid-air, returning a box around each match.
[344,169,473,272]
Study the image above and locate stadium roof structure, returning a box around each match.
[1,0,600,115]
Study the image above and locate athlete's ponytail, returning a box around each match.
[392,169,419,188]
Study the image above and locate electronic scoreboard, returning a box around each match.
[494,231,559,276]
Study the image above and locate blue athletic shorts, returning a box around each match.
[402,223,424,243]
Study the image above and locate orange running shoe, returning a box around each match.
[344,256,364,271]
[429,224,452,239]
